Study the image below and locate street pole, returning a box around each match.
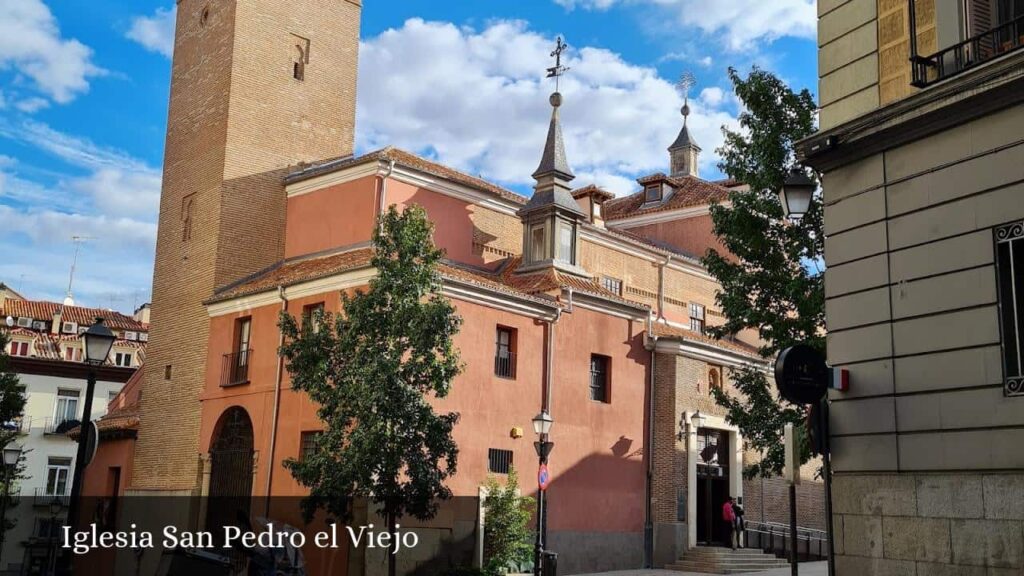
[821,397,836,576]
[0,463,10,567]
[789,483,798,576]
[533,435,548,576]
[63,367,97,574]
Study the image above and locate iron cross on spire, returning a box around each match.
[676,71,696,102]
[547,36,571,91]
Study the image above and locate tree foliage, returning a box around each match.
[703,67,823,478]
[279,205,464,575]
[482,469,534,576]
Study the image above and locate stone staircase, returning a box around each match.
[666,546,791,574]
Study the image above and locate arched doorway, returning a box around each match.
[206,406,254,534]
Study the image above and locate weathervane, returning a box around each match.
[547,36,571,92]
[675,71,696,125]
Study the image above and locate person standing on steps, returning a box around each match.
[722,496,737,549]
[732,498,745,549]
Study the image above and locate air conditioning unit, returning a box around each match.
[61,322,78,334]
[124,331,137,341]
[16,317,32,328]
[77,326,87,335]
[138,332,149,342]
[32,321,47,331]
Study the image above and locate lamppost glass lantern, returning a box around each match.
[691,410,707,430]
[2,446,21,467]
[779,168,816,220]
[83,317,116,366]
[532,411,553,436]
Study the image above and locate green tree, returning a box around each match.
[279,205,463,576]
[702,67,823,478]
[482,469,534,576]
[0,331,27,534]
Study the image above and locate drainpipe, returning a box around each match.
[264,285,288,515]
[543,305,563,413]
[657,256,671,321]
[378,160,396,216]
[643,316,658,567]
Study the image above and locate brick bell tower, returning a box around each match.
[132,0,361,492]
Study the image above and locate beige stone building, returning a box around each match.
[800,0,1024,574]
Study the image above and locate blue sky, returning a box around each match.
[0,0,818,312]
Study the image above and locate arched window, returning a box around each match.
[293,45,305,81]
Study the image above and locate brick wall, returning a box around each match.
[469,206,522,266]
[133,0,361,491]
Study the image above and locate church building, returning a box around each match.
[111,1,824,574]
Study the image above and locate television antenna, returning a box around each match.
[65,235,95,306]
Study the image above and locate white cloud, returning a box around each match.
[126,6,176,58]
[357,19,738,195]
[72,168,161,218]
[0,205,156,250]
[557,0,816,51]
[15,97,49,113]
[699,87,725,107]
[0,0,104,103]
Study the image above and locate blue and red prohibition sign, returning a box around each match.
[538,463,550,491]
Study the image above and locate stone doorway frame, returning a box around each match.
[684,411,742,550]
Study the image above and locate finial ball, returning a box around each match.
[550,92,563,108]
[681,102,690,117]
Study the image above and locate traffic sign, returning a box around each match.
[538,463,550,491]
[774,345,829,405]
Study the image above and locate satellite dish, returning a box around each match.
[4,316,13,327]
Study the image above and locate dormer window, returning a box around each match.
[530,223,549,262]
[645,184,662,203]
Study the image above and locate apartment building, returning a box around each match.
[0,295,147,574]
[800,0,1024,573]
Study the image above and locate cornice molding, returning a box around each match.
[607,204,714,228]
[284,160,522,216]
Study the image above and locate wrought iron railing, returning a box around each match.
[494,352,516,379]
[221,349,252,387]
[44,417,79,436]
[910,7,1024,87]
[33,488,70,509]
[743,520,829,560]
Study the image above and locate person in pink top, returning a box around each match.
[722,496,737,549]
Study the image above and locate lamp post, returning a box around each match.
[690,410,707,431]
[532,411,553,576]
[63,318,114,574]
[778,168,817,220]
[0,445,22,568]
[48,498,63,576]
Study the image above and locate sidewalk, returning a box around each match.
[575,561,828,576]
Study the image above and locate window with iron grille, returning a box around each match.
[300,431,322,460]
[494,326,516,379]
[488,448,513,474]
[689,303,706,334]
[601,276,623,296]
[996,220,1024,396]
[302,302,325,332]
[590,354,610,403]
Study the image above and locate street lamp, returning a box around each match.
[690,410,707,430]
[0,444,21,568]
[63,318,115,574]
[778,168,816,220]
[532,411,554,576]
[48,498,63,576]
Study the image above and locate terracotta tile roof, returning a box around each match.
[69,370,142,439]
[286,147,529,206]
[650,322,762,358]
[498,258,649,310]
[572,184,615,201]
[596,225,702,263]
[210,248,375,303]
[0,300,147,332]
[603,173,731,221]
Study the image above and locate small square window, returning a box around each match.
[645,184,662,203]
[487,448,513,474]
[601,276,623,296]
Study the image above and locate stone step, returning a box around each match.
[684,547,776,556]
[667,560,795,574]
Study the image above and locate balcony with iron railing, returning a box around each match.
[221,349,252,387]
[910,2,1024,87]
[494,351,517,379]
[43,417,80,436]
[33,488,70,509]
